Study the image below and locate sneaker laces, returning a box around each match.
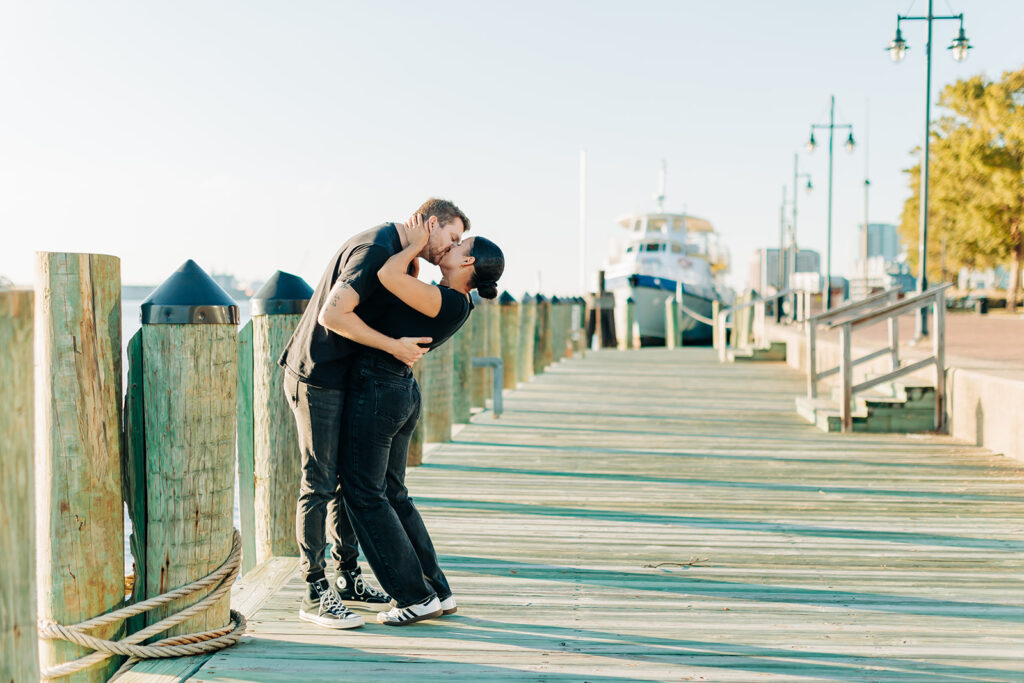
[352,575,388,601]
[318,586,351,618]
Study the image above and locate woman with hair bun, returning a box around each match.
[339,214,504,626]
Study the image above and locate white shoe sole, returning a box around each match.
[392,597,457,615]
[299,609,364,629]
[378,608,443,626]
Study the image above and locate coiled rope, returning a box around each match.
[38,529,247,681]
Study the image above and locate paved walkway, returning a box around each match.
[126,349,1024,681]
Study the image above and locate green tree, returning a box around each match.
[899,66,1024,310]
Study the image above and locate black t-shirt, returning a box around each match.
[368,286,473,359]
[279,223,404,388]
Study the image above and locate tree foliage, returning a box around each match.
[899,66,1024,308]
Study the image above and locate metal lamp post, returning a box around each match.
[806,95,855,311]
[887,0,971,339]
[789,154,813,299]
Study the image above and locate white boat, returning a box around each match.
[603,207,729,345]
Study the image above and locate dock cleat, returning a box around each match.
[299,578,364,629]
[335,567,391,610]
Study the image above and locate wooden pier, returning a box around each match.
[125,348,1024,682]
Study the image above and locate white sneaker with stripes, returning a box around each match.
[376,595,442,626]
[389,594,457,615]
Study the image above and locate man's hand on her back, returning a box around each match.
[391,336,432,367]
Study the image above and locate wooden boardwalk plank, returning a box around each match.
[136,348,1024,681]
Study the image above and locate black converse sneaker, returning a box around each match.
[335,568,390,611]
[376,595,442,626]
[299,578,364,629]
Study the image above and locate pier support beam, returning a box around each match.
[421,339,454,445]
[35,252,124,682]
[0,289,39,683]
[249,272,312,566]
[517,293,536,384]
[138,260,238,636]
[498,291,519,389]
[470,292,491,408]
[452,320,473,423]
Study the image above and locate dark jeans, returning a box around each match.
[340,353,451,608]
[284,369,360,583]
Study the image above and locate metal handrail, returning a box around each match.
[716,288,797,361]
[805,289,901,398]
[829,283,951,433]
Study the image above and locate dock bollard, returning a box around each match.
[1,289,39,683]
[665,295,680,349]
[517,293,536,384]
[452,319,473,423]
[498,291,519,389]
[421,339,454,446]
[243,271,313,570]
[470,292,490,408]
[35,253,124,682]
[136,260,238,636]
[533,294,552,374]
[619,297,636,350]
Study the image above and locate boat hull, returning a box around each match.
[607,277,715,346]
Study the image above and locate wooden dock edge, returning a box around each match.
[118,556,299,681]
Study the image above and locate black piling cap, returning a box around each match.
[551,295,561,304]
[251,270,314,316]
[535,293,548,304]
[498,290,517,306]
[141,260,238,325]
[626,296,636,304]
[520,292,533,305]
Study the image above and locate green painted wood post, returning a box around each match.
[620,297,636,350]
[498,291,519,389]
[409,362,425,466]
[250,272,312,566]
[237,321,256,575]
[452,319,473,423]
[665,295,679,349]
[533,294,551,374]
[711,300,722,350]
[124,330,147,636]
[549,297,564,363]
[486,295,501,363]
[421,339,454,446]
[574,297,588,356]
[35,253,124,682]
[139,260,238,637]
[517,293,536,384]
[0,289,39,683]
[470,293,489,409]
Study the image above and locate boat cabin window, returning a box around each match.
[670,244,682,253]
[625,245,635,253]
[643,242,662,252]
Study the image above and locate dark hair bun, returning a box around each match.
[477,281,498,299]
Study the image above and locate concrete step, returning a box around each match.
[727,341,786,363]
[796,381,938,434]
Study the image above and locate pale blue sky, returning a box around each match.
[2,1,1022,295]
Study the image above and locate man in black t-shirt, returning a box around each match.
[279,198,469,630]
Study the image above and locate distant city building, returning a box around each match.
[851,223,908,298]
[958,265,1009,291]
[748,248,820,292]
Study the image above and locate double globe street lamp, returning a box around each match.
[806,95,855,311]
[887,0,971,339]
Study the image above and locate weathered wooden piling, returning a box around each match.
[574,297,588,355]
[498,291,519,389]
[421,340,454,445]
[35,253,124,682]
[550,297,565,363]
[245,272,312,569]
[136,260,238,636]
[665,295,680,349]
[452,322,473,423]
[534,294,552,373]
[470,293,490,408]
[0,289,39,683]
[517,293,536,384]
[619,297,637,350]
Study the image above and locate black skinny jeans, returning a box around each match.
[340,353,451,608]
[284,370,360,583]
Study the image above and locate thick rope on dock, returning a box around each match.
[678,300,716,326]
[38,529,247,681]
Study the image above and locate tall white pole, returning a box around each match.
[862,98,871,293]
[579,149,587,295]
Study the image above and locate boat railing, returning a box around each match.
[715,287,797,362]
[813,284,951,433]
[805,288,901,398]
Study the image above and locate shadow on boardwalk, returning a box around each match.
[131,348,1024,682]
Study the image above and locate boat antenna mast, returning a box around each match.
[654,159,666,213]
